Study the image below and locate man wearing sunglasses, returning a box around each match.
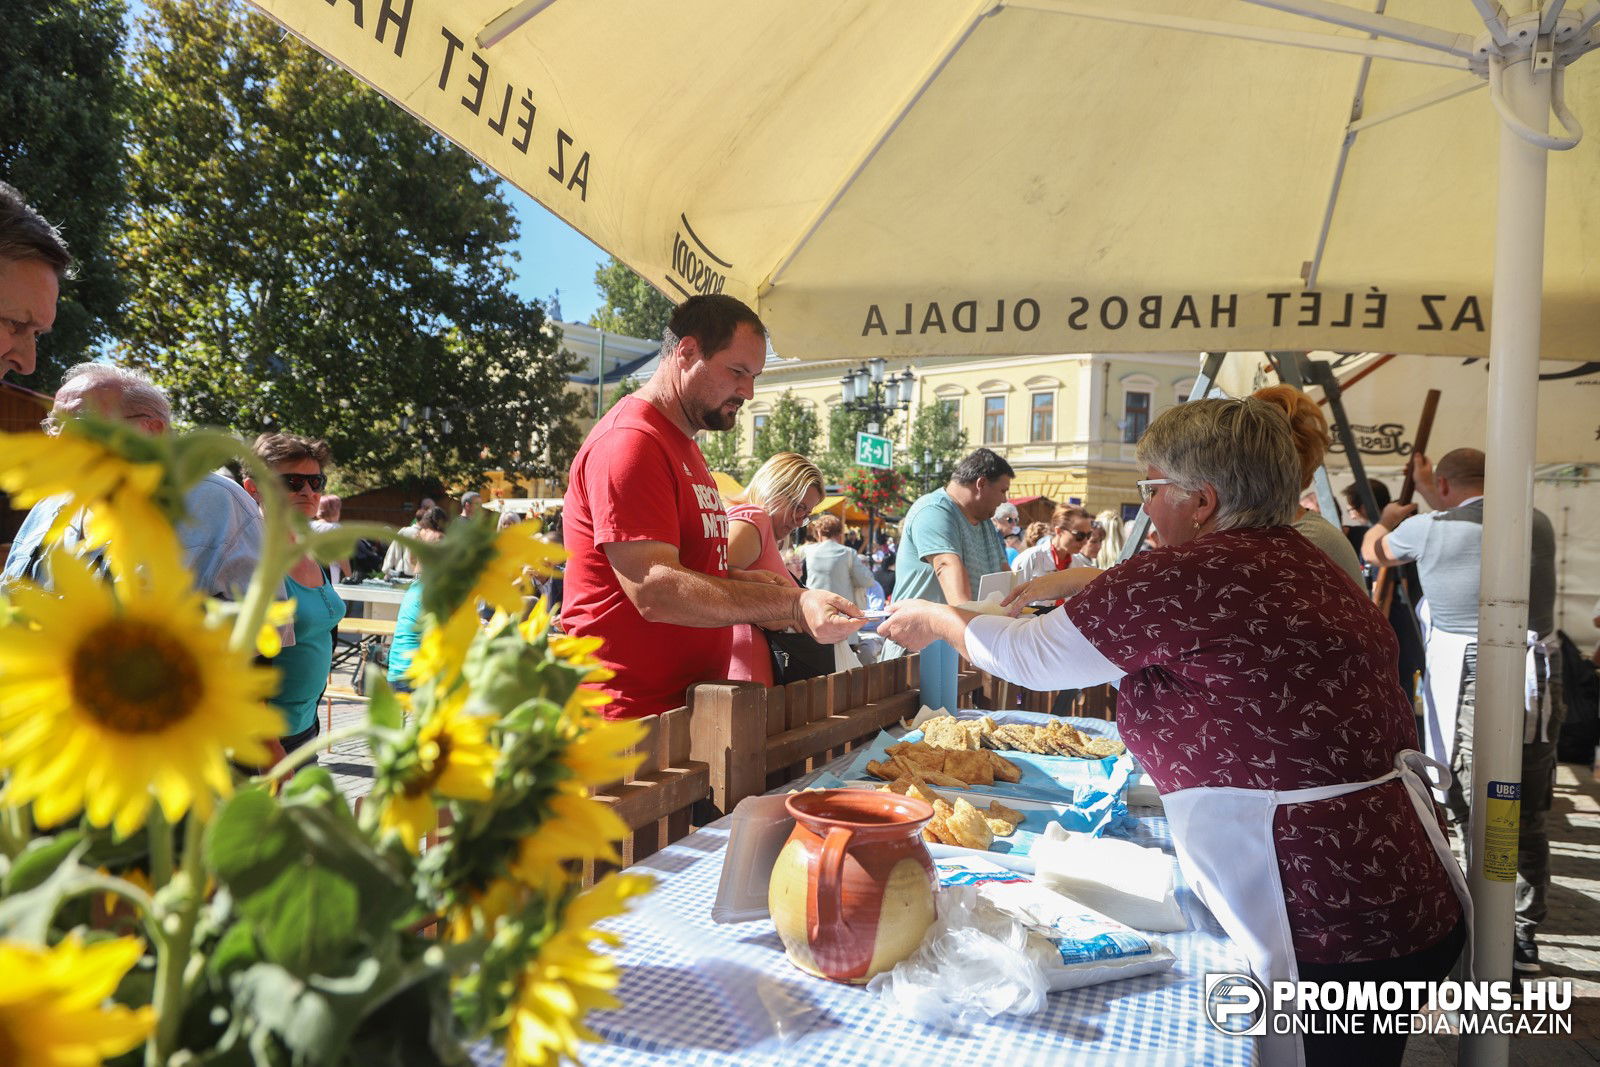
[2,362,266,600]
[1010,504,1094,608]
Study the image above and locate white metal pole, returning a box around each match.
[1461,46,1551,1067]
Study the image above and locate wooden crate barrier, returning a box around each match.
[966,666,1118,721]
[688,656,922,816]
[585,705,711,884]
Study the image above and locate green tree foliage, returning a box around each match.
[589,256,674,342]
[900,402,969,493]
[601,375,640,415]
[0,0,128,390]
[115,0,581,488]
[698,424,746,480]
[752,391,820,466]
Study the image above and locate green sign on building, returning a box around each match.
[855,431,893,470]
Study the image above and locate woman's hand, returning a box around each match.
[1000,567,1103,615]
[879,599,960,652]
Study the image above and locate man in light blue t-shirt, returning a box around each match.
[1364,447,1560,976]
[882,448,1014,671]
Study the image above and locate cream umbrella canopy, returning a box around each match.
[244,1,1595,1058]
[241,0,1598,361]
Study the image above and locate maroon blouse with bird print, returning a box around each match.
[1065,525,1460,964]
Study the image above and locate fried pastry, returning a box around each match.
[944,749,994,786]
[945,798,995,850]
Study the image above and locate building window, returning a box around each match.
[1029,392,1054,443]
[1122,391,1151,443]
[938,398,959,421]
[983,396,1006,444]
[752,413,769,448]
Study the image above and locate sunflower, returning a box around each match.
[0,550,283,837]
[0,934,155,1067]
[508,791,631,893]
[503,873,653,1067]
[377,698,499,852]
[471,523,566,619]
[405,604,481,689]
[445,876,528,943]
[0,431,180,582]
[557,709,646,790]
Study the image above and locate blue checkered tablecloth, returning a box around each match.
[473,714,1258,1067]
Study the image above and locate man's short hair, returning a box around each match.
[58,362,173,425]
[1435,448,1485,487]
[1342,478,1391,513]
[252,432,332,469]
[0,182,71,275]
[460,491,482,506]
[813,514,843,540]
[992,502,1020,525]
[663,294,767,361]
[1050,504,1091,528]
[950,447,1015,487]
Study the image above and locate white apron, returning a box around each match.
[1421,623,1558,797]
[1163,750,1473,1067]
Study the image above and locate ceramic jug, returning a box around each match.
[768,789,937,983]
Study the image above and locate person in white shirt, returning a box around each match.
[1011,504,1093,606]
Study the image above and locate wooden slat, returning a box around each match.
[688,682,768,814]
[762,690,920,771]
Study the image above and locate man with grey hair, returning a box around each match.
[458,490,482,523]
[0,182,71,381]
[3,362,265,599]
[1364,447,1560,975]
[991,500,1021,563]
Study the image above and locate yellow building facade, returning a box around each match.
[744,352,1203,519]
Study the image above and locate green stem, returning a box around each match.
[0,805,28,858]
[251,721,368,785]
[228,451,297,655]
[151,816,206,1065]
[148,806,174,888]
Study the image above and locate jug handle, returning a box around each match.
[809,826,854,945]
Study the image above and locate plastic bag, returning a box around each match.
[867,884,1050,1030]
[1031,827,1187,932]
[870,858,1176,1030]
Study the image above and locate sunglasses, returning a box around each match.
[280,472,327,493]
[1065,529,1090,541]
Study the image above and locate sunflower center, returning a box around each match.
[72,619,204,734]
[403,734,454,798]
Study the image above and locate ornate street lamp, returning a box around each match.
[839,360,915,551]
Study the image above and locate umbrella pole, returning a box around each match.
[1462,43,1552,1067]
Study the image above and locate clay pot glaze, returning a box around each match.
[768,789,937,984]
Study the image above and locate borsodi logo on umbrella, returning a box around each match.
[1203,973,1574,1038]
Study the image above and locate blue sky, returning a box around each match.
[501,187,607,325]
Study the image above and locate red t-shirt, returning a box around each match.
[562,397,731,719]
[1065,526,1461,964]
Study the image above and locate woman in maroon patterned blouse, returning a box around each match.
[882,397,1465,1067]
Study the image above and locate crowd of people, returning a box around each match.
[6,177,1598,1066]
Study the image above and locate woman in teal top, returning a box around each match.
[244,433,346,764]
[385,509,446,692]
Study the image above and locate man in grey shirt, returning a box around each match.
[883,447,1013,664]
[1365,447,1560,975]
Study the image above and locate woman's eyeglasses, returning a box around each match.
[1066,529,1090,541]
[1136,478,1176,503]
[281,473,327,493]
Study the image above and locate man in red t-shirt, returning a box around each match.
[562,294,863,718]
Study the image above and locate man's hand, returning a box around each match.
[1379,502,1418,530]
[1410,452,1440,509]
[793,589,864,644]
[728,567,786,587]
[879,599,960,652]
[1000,567,1102,616]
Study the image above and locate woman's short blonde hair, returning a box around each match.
[1251,384,1330,490]
[740,452,823,513]
[1135,397,1299,531]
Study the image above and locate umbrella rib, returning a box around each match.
[1305,74,1485,289]
[1241,0,1477,58]
[1010,0,1470,68]
[761,0,1002,295]
[477,0,560,50]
